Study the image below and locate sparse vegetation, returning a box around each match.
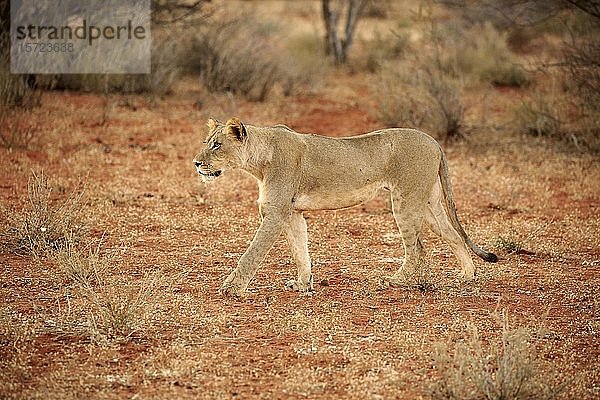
[0,108,40,149]
[450,22,530,88]
[54,236,109,285]
[375,61,465,140]
[77,267,166,343]
[281,33,329,95]
[432,312,565,400]
[52,33,180,96]
[188,21,278,101]
[373,8,467,139]
[0,171,87,257]
[514,91,562,137]
[0,1,41,109]
[356,30,410,73]
[51,240,172,344]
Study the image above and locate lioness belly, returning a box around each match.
[293,184,382,211]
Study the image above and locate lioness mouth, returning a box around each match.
[199,170,222,178]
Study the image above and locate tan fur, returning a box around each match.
[193,117,497,297]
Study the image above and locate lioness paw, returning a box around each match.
[381,274,411,288]
[285,275,314,293]
[218,282,246,298]
[219,270,248,298]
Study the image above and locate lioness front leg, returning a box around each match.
[219,205,286,297]
[284,212,314,292]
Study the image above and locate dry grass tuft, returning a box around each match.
[0,309,36,395]
[185,12,281,101]
[514,91,562,138]
[0,171,88,257]
[78,267,165,343]
[432,312,565,400]
[53,236,109,286]
[494,235,524,255]
[375,64,465,140]
[0,107,41,149]
[50,244,171,344]
[454,22,530,88]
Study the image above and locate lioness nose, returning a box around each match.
[194,161,202,168]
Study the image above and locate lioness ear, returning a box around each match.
[225,117,247,142]
[206,117,220,132]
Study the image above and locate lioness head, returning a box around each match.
[193,117,247,183]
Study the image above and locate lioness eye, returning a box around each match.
[211,142,221,151]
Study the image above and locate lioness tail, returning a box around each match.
[438,150,498,263]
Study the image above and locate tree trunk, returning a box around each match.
[322,0,365,65]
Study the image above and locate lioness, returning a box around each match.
[193,117,497,296]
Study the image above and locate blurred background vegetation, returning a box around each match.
[1,0,599,149]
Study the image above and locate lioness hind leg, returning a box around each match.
[384,193,426,286]
[284,212,314,292]
[424,179,475,280]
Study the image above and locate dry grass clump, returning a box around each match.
[375,64,465,140]
[51,242,169,344]
[356,30,410,73]
[54,236,109,285]
[373,12,531,139]
[280,32,328,96]
[514,90,562,138]
[183,10,322,101]
[78,268,165,343]
[0,5,42,109]
[185,12,281,101]
[373,10,467,140]
[562,10,600,112]
[0,171,87,257]
[432,312,565,400]
[0,64,42,109]
[493,235,523,255]
[0,107,41,149]
[449,22,530,88]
